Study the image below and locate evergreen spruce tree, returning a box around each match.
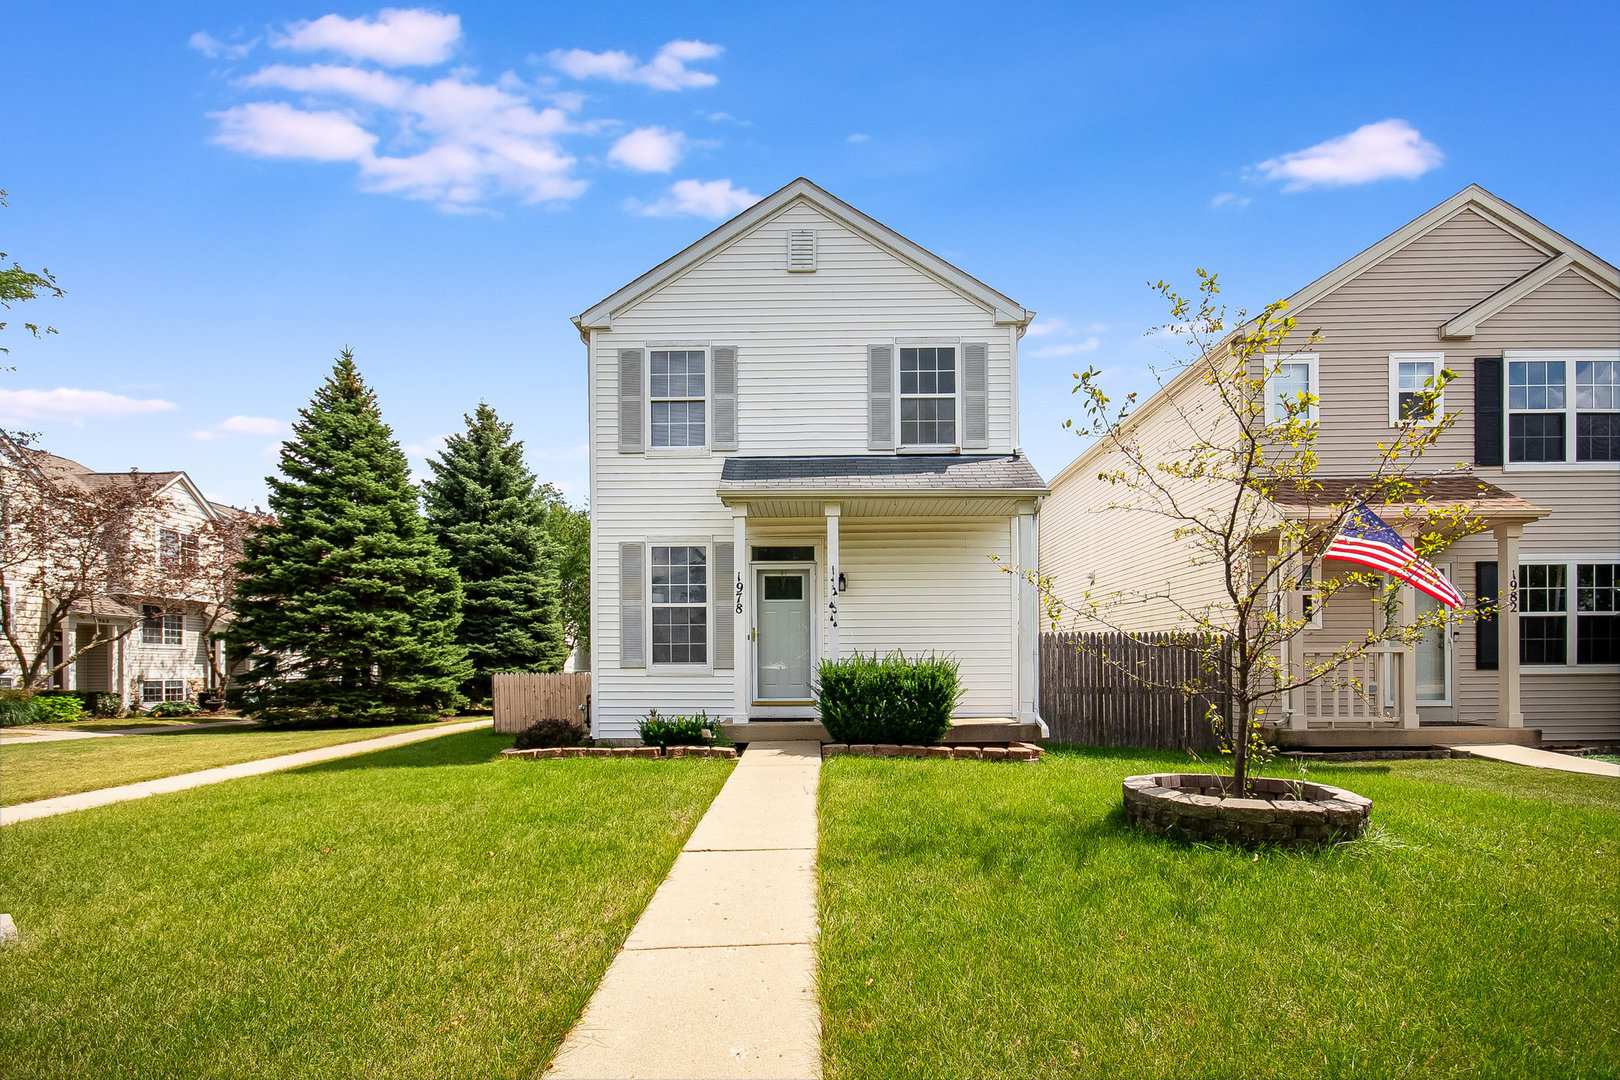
[422,402,568,696]
[230,349,472,724]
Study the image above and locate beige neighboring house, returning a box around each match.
[0,448,246,708]
[1041,185,1619,747]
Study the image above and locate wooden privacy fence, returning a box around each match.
[493,672,592,734]
[1039,631,1230,751]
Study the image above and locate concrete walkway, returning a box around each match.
[548,741,821,1080]
[1451,743,1620,777]
[1,719,256,745]
[1,719,492,826]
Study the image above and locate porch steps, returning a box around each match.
[722,718,1042,746]
[1274,726,1542,750]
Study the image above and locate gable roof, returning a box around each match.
[1048,184,1619,491]
[8,445,219,522]
[572,177,1033,339]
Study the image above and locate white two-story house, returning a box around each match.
[577,178,1049,742]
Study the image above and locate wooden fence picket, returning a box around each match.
[1038,631,1226,751]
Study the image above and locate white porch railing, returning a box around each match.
[1297,646,1409,728]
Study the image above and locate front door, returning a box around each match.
[756,568,813,701]
[1414,583,1451,705]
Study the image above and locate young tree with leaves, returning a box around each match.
[421,403,568,696]
[1014,272,1485,795]
[544,494,590,666]
[229,350,472,725]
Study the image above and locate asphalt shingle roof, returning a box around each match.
[718,454,1048,492]
[1268,475,1545,518]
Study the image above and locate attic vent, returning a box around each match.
[787,229,817,272]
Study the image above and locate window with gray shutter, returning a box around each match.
[619,542,646,667]
[713,541,735,668]
[618,349,645,453]
[962,342,989,448]
[712,346,738,451]
[867,344,894,450]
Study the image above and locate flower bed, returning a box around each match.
[822,742,1044,762]
[1122,772,1371,847]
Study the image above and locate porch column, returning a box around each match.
[732,506,749,724]
[1285,553,1307,730]
[825,503,841,662]
[1016,509,1040,725]
[1495,522,1524,728]
[1399,584,1420,728]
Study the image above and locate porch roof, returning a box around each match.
[1268,475,1547,523]
[718,454,1048,493]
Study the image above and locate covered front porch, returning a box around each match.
[1270,477,1548,746]
[715,455,1049,736]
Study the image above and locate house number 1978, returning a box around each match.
[735,573,744,614]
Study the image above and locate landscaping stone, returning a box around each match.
[925,746,952,758]
[981,747,1008,761]
[850,744,876,756]
[667,746,689,758]
[1121,772,1371,847]
[631,746,661,758]
[899,745,927,757]
[954,747,983,760]
[872,745,900,757]
[822,744,848,758]
[713,747,738,759]
[586,747,612,757]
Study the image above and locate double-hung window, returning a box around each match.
[142,680,187,704]
[142,606,183,646]
[159,528,199,570]
[650,350,706,448]
[1506,351,1620,463]
[651,545,707,664]
[1390,353,1444,425]
[1265,355,1318,425]
[1518,560,1620,666]
[899,346,956,447]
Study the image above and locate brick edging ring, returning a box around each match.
[1123,773,1371,847]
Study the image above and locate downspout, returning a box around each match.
[1030,493,1049,739]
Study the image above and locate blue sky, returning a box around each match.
[4,1,1616,508]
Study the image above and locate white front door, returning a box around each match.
[756,568,813,701]
[1414,582,1451,705]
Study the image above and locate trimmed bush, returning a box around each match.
[637,710,710,748]
[816,651,962,746]
[1,690,42,727]
[32,695,85,724]
[38,690,125,718]
[150,701,200,718]
[514,716,588,750]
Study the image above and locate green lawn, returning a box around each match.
[0,729,733,1079]
[0,720,458,805]
[819,747,1620,1080]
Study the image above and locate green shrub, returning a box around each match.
[513,716,588,749]
[32,695,85,723]
[149,701,200,718]
[637,710,710,748]
[35,690,124,718]
[0,690,42,727]
[816,651,962,745]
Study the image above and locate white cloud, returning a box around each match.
[845,132,870,144]
[624,178,760,219]
[1025,316,1070,338]
[1210,191,1251,209]
[703,111,748,125]
[212,101,378,161]
[1257,119,1443,190]
[189,30,258,60]
[0,388,179,426]
[216,64,584,207]
[273,8,461,67]
[548,39,722,91]
[403,433,451,458]
[1028,338,1101,359]
[191,415,288,440]
[607,126,686,172]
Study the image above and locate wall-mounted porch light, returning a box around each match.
[838,572,848,592]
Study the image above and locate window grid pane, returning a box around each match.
[899,346,957,445]
[1508,412,1565,463]
[164,681,188,702]
[1576,359,1617,410]
[1575,412,1620,462]
[1519,564,1567,613]
[1577,615,1619,665]
[650,545,708,664]
[1270,363,1311,420]
[142,681,164,704]
[1520,615,1568,665]
[649,350,706,447]
[1508,360,1566,411]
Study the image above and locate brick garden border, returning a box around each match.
[822,743,1045,762]
[500,746,739,760]
[1123,772,1371,847]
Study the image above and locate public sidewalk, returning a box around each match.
[1450,743,1620,777]
[0,719,256,745]
[1,719,492,826]
[547,740,822,1080]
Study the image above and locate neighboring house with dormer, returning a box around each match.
[575,178,1050,742]
[0,446,249,707]
[1040,185,1619,747]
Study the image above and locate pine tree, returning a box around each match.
[229,349,472,724]
[422,402,568,696]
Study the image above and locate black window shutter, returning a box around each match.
[1474,358,1503,467]
[1475,561,1499,670]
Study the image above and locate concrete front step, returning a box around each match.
[721,718,1042,746]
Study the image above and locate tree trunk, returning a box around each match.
[1231,697,1249,796]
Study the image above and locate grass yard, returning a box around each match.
[0,720,457,805]
[0,729,732,1080]
[819,747,1620,1080]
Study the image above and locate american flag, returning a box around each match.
[1322,502,1463,608]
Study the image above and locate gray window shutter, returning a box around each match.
[712,346,738,451]
[867,344,894,450]
[713,541,735,669]
[962,342,989,448]
[619,542,645,668]
[618,349,644,453]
